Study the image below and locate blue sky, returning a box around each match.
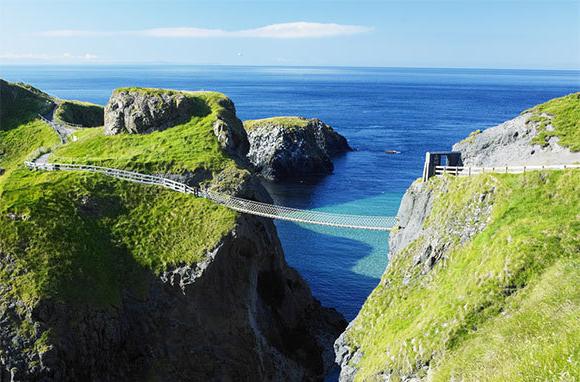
[1,0,579,69]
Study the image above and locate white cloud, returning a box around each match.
[0,52,99,62]
[235,22,372,38]
[39,22,372,39]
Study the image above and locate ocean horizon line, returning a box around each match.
[1,62,579,73]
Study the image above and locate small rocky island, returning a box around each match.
[244,116,352,181]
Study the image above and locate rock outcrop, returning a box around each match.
[244,117,351,181]
[453,111,580,167]
[104,88,249,158]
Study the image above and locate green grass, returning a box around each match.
[343,171,580,381]
[434,258,579,381]
[0,119,60,184]
[114,87,228,101]
[0,79,55,131]
[0,168,237,308]
[51,92,235,174]
[244,116,312,131]
[54,100,104,127]
[0,87,241,309]
[527,92,580,151]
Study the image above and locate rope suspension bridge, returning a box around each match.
[24,161,398,232]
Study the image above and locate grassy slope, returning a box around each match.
[244,116,311,131]
[54,100,104,127]
[51,91,232,174]
[528,92,580,151]
[0,86,238,309]
[0,120,60,180]
[0,80,55,131]
[345,172,579,381]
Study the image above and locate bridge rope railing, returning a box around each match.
[435,164,580,177]
[24,161,396,231]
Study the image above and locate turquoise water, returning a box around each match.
[2,65,578,321]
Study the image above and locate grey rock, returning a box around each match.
[334,324,360,382]
[245,117,351,181]
[388,181,437,257]
[453,112,580,167]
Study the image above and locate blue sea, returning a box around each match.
[2,65,578,322]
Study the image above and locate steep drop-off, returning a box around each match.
[0,82,346,381]
[336,93,579,381]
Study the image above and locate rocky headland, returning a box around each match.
[335,93,579,381]
[244,116,351,181]
[0,82,346,381]
[453,93,580,166]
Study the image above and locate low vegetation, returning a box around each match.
[244,116,311,131]
[0,80,54,131]
[344,171,579,381]
[0,120,60,183]
[51,91,235,174]
[527,92,580,151]
[0,168,236,307]
[54,100,104,127]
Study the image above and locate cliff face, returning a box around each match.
[0,82,345,381]
[244,117,351,181]
[335,93,580,381]
[2,212,344,381]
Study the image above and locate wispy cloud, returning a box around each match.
[40,22,372,39]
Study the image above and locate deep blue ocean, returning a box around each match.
[2,65,578,322]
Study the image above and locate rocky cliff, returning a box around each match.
[335,93,580,381]
[104,87,249,159]
[0,82,346,381]
[454,92,579,166]
[244,117,351,181]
